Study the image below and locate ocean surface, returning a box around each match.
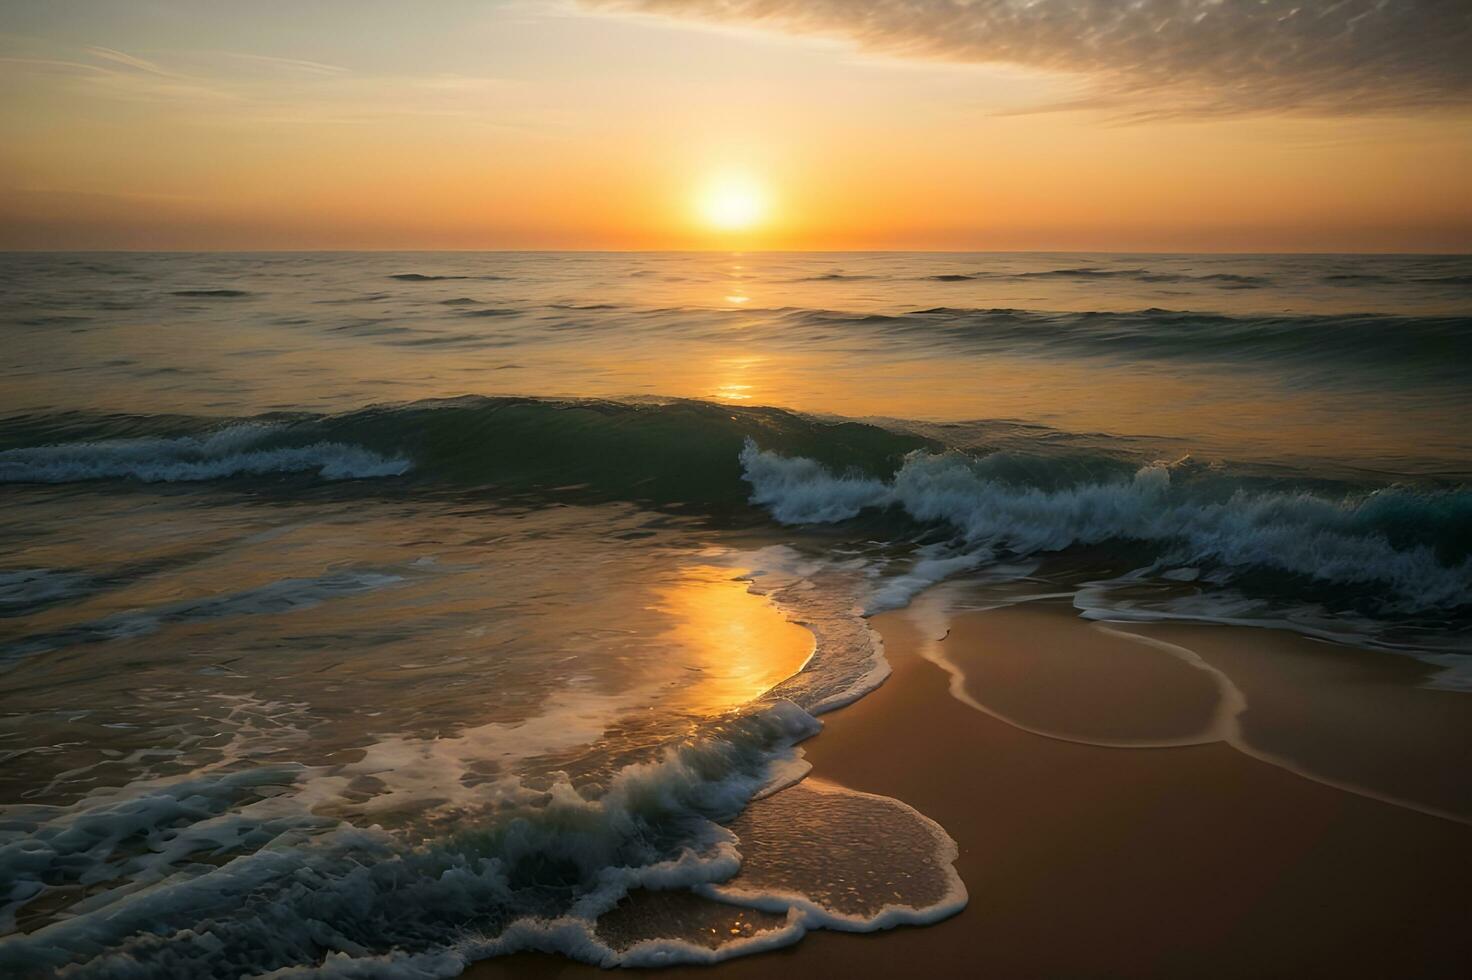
[1,251,1469,976]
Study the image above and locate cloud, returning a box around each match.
[85,46,179,78]
[208,51,351,77]
[1,45,515,124]
[584,0,1472,116]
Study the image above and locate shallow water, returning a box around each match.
[0,252,1469,976]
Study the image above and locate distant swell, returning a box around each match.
[391,273,509,282]
[774,307,1472,388]
[923,269,1269,287]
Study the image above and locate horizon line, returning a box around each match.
[3,247,1470,257]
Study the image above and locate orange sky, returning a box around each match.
[2,1,1469,251]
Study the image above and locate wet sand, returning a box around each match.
[470,603,1472,978]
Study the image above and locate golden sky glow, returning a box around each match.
[0,1,1468,251]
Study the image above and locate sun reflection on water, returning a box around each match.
[652,565,813,715]
[711,355,765,402]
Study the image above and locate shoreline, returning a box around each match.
[469,599,1471,978]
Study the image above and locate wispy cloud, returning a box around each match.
[84,45,178,77]
[207,51,350,77]
[585,0,1472,116]
[1,44,516,124]
[0,55,109,76]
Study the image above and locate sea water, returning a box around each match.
[1,251,1468,975]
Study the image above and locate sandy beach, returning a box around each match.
[473,600,1472,978]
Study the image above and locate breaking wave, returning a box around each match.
[740,440,1472,617]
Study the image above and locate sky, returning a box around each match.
[1,0,1469,252]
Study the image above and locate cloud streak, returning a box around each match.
[0,45,518,125]
[85,46,179,78]
[586,0,1472,115]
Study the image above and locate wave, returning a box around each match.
[4,396,1468,619]
[1324,273,1393,284]
[1317,269,1472,288]
[309,397,925,505]
[1019,266,1147,279]
[922,269,1270,287]
[991,265,1456,289]
[1017,268,1269,286]
[390,273,509,282]
[740,440,1472,617]
[0,425,410,484]
[458,307,522,318]
[171,288,251,298]
[1181,272,1266,284]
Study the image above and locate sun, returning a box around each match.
[696,174,769,232]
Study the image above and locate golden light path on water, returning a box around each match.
[653,565,815,716]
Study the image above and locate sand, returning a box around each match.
[469,601,1472,978]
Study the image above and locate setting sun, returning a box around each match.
[696,174,770,232]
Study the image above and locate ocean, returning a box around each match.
[1,251,1469,976]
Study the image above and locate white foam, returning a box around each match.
[739,440,889,523]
